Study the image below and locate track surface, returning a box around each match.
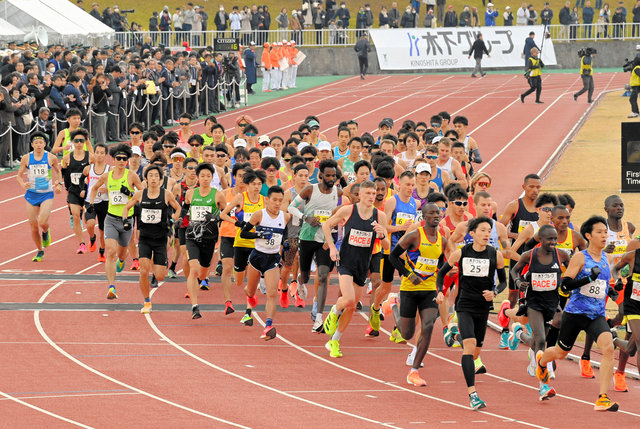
[1,72,639,428]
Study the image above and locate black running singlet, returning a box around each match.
[339,204,379,276]
[139,189,169,239]
[456,243,498,314]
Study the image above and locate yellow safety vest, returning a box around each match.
[530,57,542,77]
[580,56,592,76]
[631,66,640,87]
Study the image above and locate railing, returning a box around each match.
[544,22,640,41]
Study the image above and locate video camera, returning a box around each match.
[578,47,597,57]
[624,57,636,72]
[121,9,134,13]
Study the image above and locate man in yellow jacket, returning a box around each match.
[520,47,544,104]
[261,42,272,92]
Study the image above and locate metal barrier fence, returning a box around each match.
[545,22,640,41]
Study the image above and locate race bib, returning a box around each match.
[414,256,438,276]
[70,172,82,186]
[610,239,627,255]
[580,279,607,299]
[631,279,640,301]
[346,173,357,184]
[141,208,161,224]
[262,233,282,250]
[348,229,373,247]
[396,212,415,226]
[415,211,423,223]
[293,214,302,226]
[109,191,127,205]
[191,205,212,222]
[314,210,331,224]
[462,257,489,277]
[518,220,532,233]
[29,164,47,178]
[531,272,558,291]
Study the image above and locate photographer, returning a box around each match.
[224,52,241,108]
[574,48,596,104]
[627,55,640,118]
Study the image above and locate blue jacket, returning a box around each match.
[244,48,257,85]
[48,85,67,112]
[523,36,539,60]
[485,9,499,26]
[583,6,595,23]
[63,84,84,111]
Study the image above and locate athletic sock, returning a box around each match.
[315,313,323,323]
[170,261,177,271]
[516,329,523,341]
[331,306,339,315]
[371,305,380,313]
[582,353,590,361]
[192,304,198,309]
[245,308,252,315]
[461,355,475,388]
[99,248,105,255]
[409,368,418,374]
[409,345,417,360]
[266,318,273,327]
[502,327,509,334]
[144,297,151,303]
[332,331,342,341]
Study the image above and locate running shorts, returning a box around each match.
[67,191,84,206]
[186,238,216,268]
[399,290,438,318]
[457,311,490,348]
[299,239,332,272]
[337,264,368,287]
[557,312,610,352]
[234,246,253,272]
[369,252,381,274]
[84,201,108,231]
[138,237,168,266]
[249,249,281,276]
[220,236,235,259]
[25,190,53,206]
[104,213,134,248]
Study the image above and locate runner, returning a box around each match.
[16,132,63,262]
[83,143,110,261]
[177,163,227,319]
[241,186,291,340]
[535,215,619,412]
[436,137,468,190]
[62,128,95,254]
[122,165,180,313]
[412,163,435,216]
[424,144,451,191]
[452,115,482,165]
[322,181,390,357]
[510,193,559,254]
[331,126,351,161]
[51,108,93,166]
[436,216,507,410]
[172,157,199,294]
[337,137,363,184]
[388,202,447,385]
[399,132,421,168]
[288,159,342,332]
[87,144,144,300]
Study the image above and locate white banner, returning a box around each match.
[370,26,557,71]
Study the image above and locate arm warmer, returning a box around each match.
[524,236,539,252]
[288,195,304,219]
[471,147,482,164]
[494,268,507,295]
[389,244,412,278]
[436,262,454,293]
[560,275,591,292]
[239,221,259,239]
[179,203,190,220]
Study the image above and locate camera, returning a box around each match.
[578,47,597,57]
[624,58,636,72]
[121,9,134,13]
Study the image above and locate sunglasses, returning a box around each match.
[216,153,227,158]
[303,157,315,162]
[163,144,176,148]
[115,156,128,161]
[73,138,85,143]
[179,122,190,126]
[259,142,270,147]
[452,201,468,207]
[540,207,553,213]
[476,181,491,188]
[416,128,427,132]
[439,206,447,212]
[283,158,292,162]
[130,131,141,135]
[245,132,256,137]
[310,127,319,131]
[153,162,165,167]
[301,132,310,136]
[186,166,197,170]
[189,143,201,147]
[398,139,405,143]
[425,155,438,160]
[266,168,278,173]
[363,145,371,149]
[238,123,248,127]
[431,123,441,128]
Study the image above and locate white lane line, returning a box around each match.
[0,389,94,428]
[252,313,548,429]
[0,231,81,267]
[0,173,18,181]
[0,392,141,401]
[0,206,68,232]
[0,195,22,204]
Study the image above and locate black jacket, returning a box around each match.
[468,38,489,59]
[354,38,371,58]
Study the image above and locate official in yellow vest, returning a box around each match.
[628,59,640,118]
[574,48,596,104]
[520,47,544,104]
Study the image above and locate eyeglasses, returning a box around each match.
[452,201,468,207]
[216,153,227,158]
[179,122,190,126]
[476,181,491,188]
[259,142,270,147]
[189,143,201,147]
[363,145,370,149]
[425,155,438,160]
[163,144,176,148]
[73,138,85,143]
[540,207,553,213]
[130,131,141,135]
[283,158,292,162]
[245,132,256,137]
[186,166,197,170]
[416,128,427,132]
[266,168,278,173]
[115,155,128,161]
[431,123,441,128]
[303,157,315,162]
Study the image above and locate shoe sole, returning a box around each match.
[595,403,619,411]
[107,291,117,300]
[261,328,276,341]
[475,367,487,374]
[192,312,201,319]
[540,388,556,401]
[242,319,254,326]
[141,308,152,314]
[225,307,235,315]
[407,379,427,387]
[472,402,487,410]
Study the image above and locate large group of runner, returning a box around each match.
[15,107,639,413]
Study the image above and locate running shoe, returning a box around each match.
[614,371,628,392]
[297,282,308,299]
[141,302,152,314]
[406,352,425,368]
[247,294,258,308]
[259,278,266,294]
[365,324,379,337]
[42,230,51,248]
[393,327,407,344]
[215,261,223,276]
[475,357,487,374]
[131,258,140,271]
[89,235,97,252]
[369,305,381,331]
[527,348,537,377]
[356,301,362,311]
[69,215,74,230]
[539,384,556,401]
[469,392,486,410]
[116,259,125,273]
[261,326,276,341]
[580,358,595,378]
[289,280,298,297]
[191,305,201,319]
[225,301,235,315]
[184,292,190,299]
[167,268,178,278]
[311,299,318,321]
[77,243,87,254]
[594,394,619,411]
[150,275,158,289]
[280,289,290,308]
[295,292,306,308]
[499,330,510,349]
[200,278,210,290]
[98,249,106,263]
[324,306,339,336]
[536,350,549,383]
[326,339,342,358]
[444,324,459,347]
[628,112,639,118]
[381,293,398,317]
[508,322,523,351]
[548,362,556,380]
[107,286,118,300]
[312,319,324,333]
[240,313,254,326]
[407,371,427,387]
[32,250,45,262]
[498,300,511,328]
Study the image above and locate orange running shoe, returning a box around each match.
[225,301,235,315]
[289,280,298,297]
[594,394,619,411]
[131,258,140,271]
[184,292,190,298]
[280,289,290,308]
[614,371,628,392]
[247,294,258,308]
[381,293,398,317]
[407,370,427,387]
[98,250,106,262]
[89,235,97,252]
[295,291,306,308]
[580,358,595,379]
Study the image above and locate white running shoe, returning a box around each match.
[312,318,323,333]
[311,259,317,272]
[527,348,536,377]
[297,282,308,299]
[259,278,267,294]
[629,112,639,118]
[548,362,556,379]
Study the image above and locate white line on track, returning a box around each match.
[0,173,18,181]
[0,206,68,233]
[250,313,548,429]
[0,230,81,267]
[0,195,23,204]
[0,389,95,428]
[0,391,141,401]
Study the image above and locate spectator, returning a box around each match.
[250,4,261,42]
[160,7,172,47]
[364,4,374,29]
[230,6,242,39]
[468,33,490,78]
[183,3,196,33]
[276,8,289,41]
[517,2,529,25]
[460,5,471,26]
[423,8,435,27]
[174,7,184,42]
[379,6,390,28]
[584,0,595,36]
[436,0,447,22]
[291,10,303,44]
[619,0,628,20]
[354,34,371,79]
[313,4,327,44]
[102,7,114,28]
[192,6,203,46]
[559,1,572,39]
[401,5,417,27]
[527,4,539,25]
[504,6,514,25]
[200,6,209,34]
[597,3,611,38]
[327,0,337,13]
[90,2,102,21]
[412,0,422,15]
[112,6,125,31]
[149,12,159,44]
[91,73,112,144]
[241,6,253,45]
[215,5,229,38]
[613,5,625,37]
[356,6,367,35]
[262,6,272,45]
[485,3,499,26]
[633,0,640,37]
[541,2,554,26]
[571,6,580,38]
[388,2,401,27]
[444,5,458,26]
[523,31,539,68]
[244,42,258,95]
[426,0,436,13]
[334,2,351,27]
[471,6,480,26]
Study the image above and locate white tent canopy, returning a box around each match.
[0,0,114,45]
[0,17,25,40]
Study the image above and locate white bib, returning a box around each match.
[262,233,282,250]
[191,205,212,222]
[531,272,558,292]
[109,191,127,205]
[631,281,640,302]
[70,172,82,186]
[580,279,607,299]
[347,229,373,247]
[141,208,162,224]
[29,164,47,177]
[462,257,489,277]
[518,220,532,233]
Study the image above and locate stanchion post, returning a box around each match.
[205,83,209,116]
[146,94,151,129]
[159,96,163,127]
[196,82,200,118]
[8,124,13,169]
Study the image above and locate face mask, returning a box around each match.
[115,8,119,12]
[366,7,370,10]
[49,67,55,73]
[220,7,224,11]
[407,8,411,11]
[293,12,297,16]
[412,9,416,12]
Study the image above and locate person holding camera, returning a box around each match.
[521,47,544,104]
[574,48,596,103]
[627,53,640,118]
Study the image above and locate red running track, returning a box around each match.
[1,72,638,428]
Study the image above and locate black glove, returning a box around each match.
[204,213,219,223]
[123,218,132,231]
[235,220,247,229]
[85,203,95,214]
[589,267,601,281]
[120,185,132,197]
[608,286,619,302]
[256,230,273,239]
[615,278,624,292]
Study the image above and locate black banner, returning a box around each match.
[621,122,640,192]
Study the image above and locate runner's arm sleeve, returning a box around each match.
[470,148,482,164]
[436,262,454,293]
[560,275,593,293]
[239,221,259,239]
[389,244,412,278]
[288,195,305,219]
[524,236,539,251]
[179,203,190,220]
[494,268,507,295]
